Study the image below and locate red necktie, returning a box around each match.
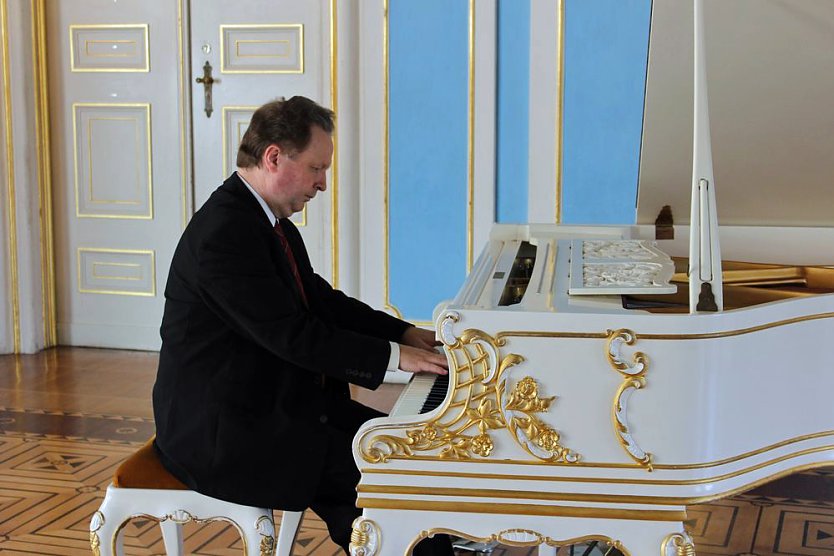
[274,222,309,307]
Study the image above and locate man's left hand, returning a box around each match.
[400,326,440,351]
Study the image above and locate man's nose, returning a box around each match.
[317,175,327,192]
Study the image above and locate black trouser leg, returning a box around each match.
[309,427,455,555]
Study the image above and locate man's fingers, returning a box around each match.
[399,344,449,373]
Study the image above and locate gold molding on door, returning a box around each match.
[72,103,154,219]
[219,24,304,74]
[69,24,149,72]
[77,247,156,297]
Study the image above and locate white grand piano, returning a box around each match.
[351,1,834,554]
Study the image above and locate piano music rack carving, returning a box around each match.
[357,327,581,464]
[606,329,654,470]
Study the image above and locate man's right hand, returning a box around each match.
[398,344,448,375]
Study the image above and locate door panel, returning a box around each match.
[48,0,185,349]
[190,1,333,278]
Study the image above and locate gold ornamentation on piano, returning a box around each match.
[661,532,696,556]
[606,329,654,470]
[349,517,380,556]
[405,528,625,555]
[89,511,104,555]
[359,329,580,463]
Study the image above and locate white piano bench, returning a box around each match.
[89,438,303,556]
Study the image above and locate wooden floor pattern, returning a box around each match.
[1,347,833,555]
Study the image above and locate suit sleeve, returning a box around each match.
[310,273,412,342]
[194,221,390,389]
[281,217,413,342]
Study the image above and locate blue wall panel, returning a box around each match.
[562,0,651,224]
[496,0,530,224]
[389,0,469,321]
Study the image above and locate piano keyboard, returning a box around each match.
[390,373,450,416]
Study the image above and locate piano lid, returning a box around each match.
[637,0,834,227]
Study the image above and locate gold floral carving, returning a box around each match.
[661,532,696,556]
[606,329,653,470]
[359,329,579,463]
[260,535,275,556]
[256,515,276,556]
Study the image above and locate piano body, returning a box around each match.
[351,1,834,554]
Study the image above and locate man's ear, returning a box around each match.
[262,144,283,171]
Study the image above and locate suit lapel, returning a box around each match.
[224,174,310,309]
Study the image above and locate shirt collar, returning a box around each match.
[237,170,276,227]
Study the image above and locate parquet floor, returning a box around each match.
[0,348,833,555]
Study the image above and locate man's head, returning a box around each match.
[237,96,335,218]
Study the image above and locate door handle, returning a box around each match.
[195,61,215,117]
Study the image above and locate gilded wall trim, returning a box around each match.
[32,0,56,347]
[1,0,20,352]
[466,0,475,271]
[555,0,564,223]
[382,0,399,318]
[329,0,339,287]
[177,0,189,228]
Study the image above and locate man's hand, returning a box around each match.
[400,326,440,351]
[398,344,448,375]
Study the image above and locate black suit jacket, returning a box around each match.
[152,173,409,509]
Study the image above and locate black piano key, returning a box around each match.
[419,374,450,414]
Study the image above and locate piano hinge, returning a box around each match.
[654,205,674,240]
[696,282,718,312]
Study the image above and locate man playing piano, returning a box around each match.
[152,96,453,554]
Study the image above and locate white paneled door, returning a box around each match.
[190,0,335,277]
[48,0,185,350]
[49,1,338,350]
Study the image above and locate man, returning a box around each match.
[153,96,452,554]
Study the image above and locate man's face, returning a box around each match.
[266,125,333,218]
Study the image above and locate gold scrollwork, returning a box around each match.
[661,532,696,556]
[360,329,579,463]
[606,329,653,470]
[89,510,104,556]
[408,528,626,555]
[256,515,276,556]
[260,535,275,556]
[349,517,380,556]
